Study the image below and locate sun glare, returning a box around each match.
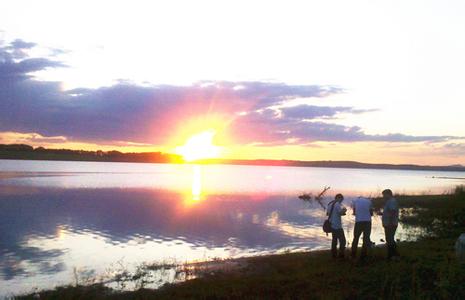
[175,130,221,162]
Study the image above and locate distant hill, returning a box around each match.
[193,158,465,172]
[1,143,465,172]
[448,164,465,168]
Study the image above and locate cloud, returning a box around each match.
[228,110,456,145]
[280,105,376,120]
[9,39,37,50]
[0,132,67,144]
[0,40,66,80]
[440,143,465,156]
[1,58,65,79]
[1,39,37,61]
[0,38,460,148]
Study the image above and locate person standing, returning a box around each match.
[381,189,400,259]
[327,194,347,258]
[351,196,373,259]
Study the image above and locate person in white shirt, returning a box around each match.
[326,193,347,258]
[351,196,373,259]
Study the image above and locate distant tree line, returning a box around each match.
[0,144,184,164]
[1,144,464,171]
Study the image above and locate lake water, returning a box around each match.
[1,159,464,297]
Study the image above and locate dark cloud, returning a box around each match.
[0,40,66,80]
[0,58,65,79]
[9,39,37,50]
[0,38,459,147]
[228,110,456,145]
[280,105,375,120]
[2,39,38,61]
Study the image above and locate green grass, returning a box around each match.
[144,239,464,299]
[16,187,465,299]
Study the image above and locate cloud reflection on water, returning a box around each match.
[1,186,330,293]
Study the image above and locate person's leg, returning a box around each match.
[351,222,362,257]
[331,231,338,258]
[392,225,399,256]
[339,229,346,258]
[361,222,372,258]
[384,226,394,259]
[386,225,399,257]
[384,226,392,258]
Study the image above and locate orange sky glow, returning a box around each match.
[1,1,465,166]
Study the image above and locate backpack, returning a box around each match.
[323,201,336,233]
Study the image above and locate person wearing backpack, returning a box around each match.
[326,193,347,258]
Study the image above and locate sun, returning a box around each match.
[175,130,221,162]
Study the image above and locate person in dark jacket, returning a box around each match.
[380,189,400,260]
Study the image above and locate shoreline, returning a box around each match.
[14,238,464,299]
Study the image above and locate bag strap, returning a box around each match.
[327,200,336,221]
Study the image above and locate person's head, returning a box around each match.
[382,189,393,199]
[335,193,344,202]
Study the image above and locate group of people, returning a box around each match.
[326,189,400,260]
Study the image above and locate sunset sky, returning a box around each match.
[1,0,465,165]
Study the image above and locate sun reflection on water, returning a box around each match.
[182,165,204,205]
[192,165,202,201]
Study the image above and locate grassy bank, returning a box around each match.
[16,188,465,299]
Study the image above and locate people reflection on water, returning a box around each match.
[327,193,347,258]
[350,196,374,259]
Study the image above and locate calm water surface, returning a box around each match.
[1,159,464,296]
